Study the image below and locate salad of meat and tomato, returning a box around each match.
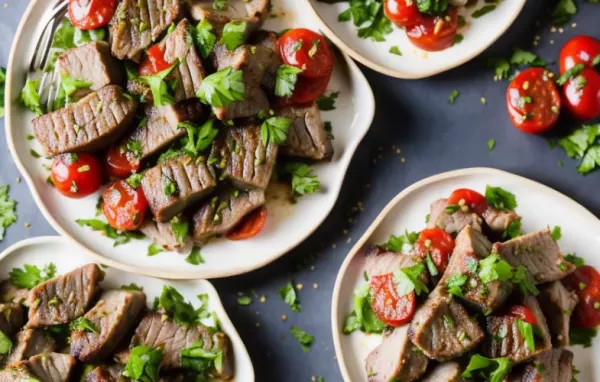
[22,0,337,261]
[344,186,597,382]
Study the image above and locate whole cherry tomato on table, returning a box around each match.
[226,206,268,241]
[51,153,103,198]
[369,273,416,327]
[414,228,455,274]
[509,305,537,325]
[406,7,458,52]
[277,28,333,78]
[559,35,600,74]
[384,0,423,28]
[447,188,488,216]
[562,67,600,121]
[102,180,148,231]
[138,44,172,76]
[68,0,118,30]
[564,265,600,329]
[506,68,561,134]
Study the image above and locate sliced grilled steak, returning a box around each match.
[0,302,24,337]
[191,188,265,243]
[482,207,520,233]
[213,85,269,121]
[493,228,575,284]
[32,85,138,156]
[26,352,77,382]
[408,287,485,361]
[142,155,217,222]
[365,325,428,382]
[26,264,103,327]
[109,0,182,61]
[6,329,56,365]
[0,280,29,304]
[484,294,552,364]
[538,281,578,347]
[212,332,234,379]
[428,199,482,234]
[514,348,574,382]
[85,364,126,382]
[71,289,146,362]
[186,0,270,32]
[210,125,278,189]
[58,42,124,91]
[250,30,280,89]
[421,362,468,382]
[140,218,189,251]
[364,246,424,279]
[278,103,334,161]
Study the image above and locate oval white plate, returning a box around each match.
[331,168,600,381]
[304,0,526,79]
[5,0,375,279]
[0,236,255,381]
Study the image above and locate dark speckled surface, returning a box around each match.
[1,1,599,381]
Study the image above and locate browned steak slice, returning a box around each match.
[493,228,575,284]
[186,0,270,32]
[85,364,126,382]
[0,280,29,304]
[0,302,24,337]
[142,155,217,223]
[191,188,265,243]
[364,246,423,279]
[212,332,234,379]
[365,325,428,382]
[514,348,574,382]
[71,289,146,362]
[250,30,280,89]
[58,41,124,91]
[32,85,138,156]
[26,352,77,382]
[26,264,103,327]
[213,85,269,121]
[537,281,578,347]
[484,295,552,364]
[421,362,468,382]
[6,329,56,365]
[428,199,482,234]
[0,363,36,382]
[408,287,484,361]
[210,125,278,189]
[278,103,334,161]
[109,0,182,61]
[482,207,520,233]
[140,218,189,251]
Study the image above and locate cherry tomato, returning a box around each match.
[564,265,600,329]
[447,188,488,216]
[562,67,600,121]
[106,145,141,179]
[226,206,267,241]
[384,0,423,28]
[51,153,103,198]
[289,73,331,105]
[406,8,458,52]
[102,180,148,231]
[559,35,600,74]
[370,273,416,327]
[138,44,171,76]
[509,305,537,325]
[278,28,333,78]
[506,68,561,134]
[68,0,118,30]
[414,228,455,274]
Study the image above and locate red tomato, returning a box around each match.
[106,145,141,179]
[447,188,488,216]
[562,68,600,121]
[278,28,333,78]
[564,265,600,329]
[102,180,148,231]
[559,35,600,74]
[509,305,537,325]
[384,0,423,28]
[51,153,103,198]
[406,8,458,52]
[414,228,455,274]
[506,68,561,134]
[289,73,331,104]
[226,206,267,241]
[138,44,172,76]
[68,0,118,30]
[370,273,416,327]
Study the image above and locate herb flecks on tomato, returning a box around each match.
[509,305,537,325]
[559,35,600,74]
[138,44,171,76]
[414,228,455,274]
[51,153,103,198]
[106,145,141,179]
[564,265,600,329]
[369,273,416,327]
[226,206,267,241]
[68,0,118,30]
[447,188,488,216]
[562,67,600,121]
[102,180,148,231]
[406,7,458,52]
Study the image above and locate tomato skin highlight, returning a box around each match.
[277,28,333,78]
[226,206,267,241]
[102,180,148,231]
[138,44,171,76]
[559,35,600,74]
[562,68,600,121]
[506,68,561,134]
[51,153,103,198]
[384,0,423,28]
[414,228,455,274]
[509,305,537,325]
[406,8,458,52]
[370,273,416,327]
[564,265,600,329]
[447,188,488,216]
[289,72,331,105]
[68,0,118,30]
[106,145,141,179]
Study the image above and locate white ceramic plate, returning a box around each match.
[331,168,600,381]
[5,0,375,279]
[304,0,526,79]
[0,236,254,381]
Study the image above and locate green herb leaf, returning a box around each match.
[389,45,402,56]
[237,296,252,305]
[158,285,198,326]
[180,339,221,375]
[472,5,496,18]
[76,218,145,247]
[220,20,247,51]
[169,216,189,244]
[193,19,217,58]
[570,327,597,348]
[516,318,535,351]
[60,75,92,97]
[393,263,429,297]
[381,230,419,253]
[552,0,577,26]
[275,65,303,98]
[502,218,522,239]
[179,119,219,156]
[551,226,562,241]
[123,345,163,381]
[0,185,17,241]
[488,139,496,151]
[557,63,585,86]
[417,0,448,15]
[316,92,339,111]
[260,117,292,146]
[565,254,585,267]
[425,254,438,276]
[485,185,517,210]
[137,65,177,106]
[510,49,547,67]
[147,243,163,257]
[291,326,314,352]
[283,163,321,195]
[339,1,393,42]
[448,89,460,104]
[0,330,11,355]
[324,121,334,140]
[197,67,245,108]
[73,27,105,47]
[9,263,56,289]
[446,273,468,297]
[70,317,98,333]
[21,79,42,115]
[342,284,386,334]
[126,173,144,189]
[120,283,144,291]
[512,265,540,296]
[163,174,178,196]
[478,254,514,284]
[278,281,301,312]
[462,354,513,382]
[453,34,464,45]
[486,58,511,80]
[186,247,204,265]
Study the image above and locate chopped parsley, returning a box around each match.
[123,345,163,381]
[393,263,429,296]
[417,0,448,15]
[552,0,577,26]
[21,79,42,115]
[425,255,438,277]
[197,67,245,108]
[237,296,252,305]
[462,354,512,382]
[0,185,17,241]
[570,327,597,348]
[120,283,144,291]
[275,65,303,98]
[283,163,321,196]
[471,5,496,18]
[124,138,143,159]
[486,49,546,80]
[485,185,517,210]
[446,273,468,297]
[380,230,419,253]
[503,219,522,239]
[324,121,334,140]
[70,317,98,333]
[488,139,496,151]
[193,19,217,58]
[342,284,386,334]
[170,216,188,244]
[448,89,460,104]
[126,173,144,189]
[9,263,56,289]
[338,0,393,42]
[220,20,247,51]
[157,285,198,326]
[147,243,163,257]
[60,75,91,98]
[76,219,145,247]
[389,45,402,56]
[260,116,292,146]
[0,331,11,354]
[180,339,222,376]
[186,247,204,265]
[136,65,177,106]
[557,63,585,86]
[179,119,219,156]
[278,281,301,312]
[478,254,513,284]
[316,91,339,111]
[163,174,178,196]
[516,318,535,351]
[551,225,562,241]
[558,124,600,174]
[565,254,584,267]
[291,326,314,352]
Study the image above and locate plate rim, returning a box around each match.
[302,0,527,79]
[5,0,376,280]
[330,167,600,381]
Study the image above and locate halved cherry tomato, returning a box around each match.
[138,44,172,76]
[447,188,488,216]
[506,68,561,134]
[414,228,455,274]
[384,0,423,28]
[289,73,331,104]
[106,145,141,179]
[509,305,537,325]
[278,28,333,78]
[226,206,267,241]
[564,265,600,329]
[370,273,416,327]
[559,35,600,74]
[68,0,118,30]
[406,7,458,52]
[102,180,148,231]
[562,67,600,121]
[51,153,103,198]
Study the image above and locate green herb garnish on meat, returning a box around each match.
[446,273,468,297]
[278,281,301,312]
[76,219,145,247]
[282,163,321,196]
[260,116,292,146]
[126,173,144,189]
[137,65,177,107]
[20,79,42,115]
[291,326,314,352]
[417,0,448,15]
[220,20,247,51]
[180,339,222,375]
[462,354,512,382]
[179,119,219,156]
[485,185,517,210]
[9,263,56,289]
[147,243,163,257]
[381,230,419,253]
[162,174,178,196]
[570,327,597,348]
[0,185,17,241]
[551,226,562,241]
[394,263,429,296]
[275,65,303,98]
[186,247,205,265]
[512,265,540,296]
[316,91,339,111]
[558,124,600,174]
[478,254,513,284]
[502,218,522,239]
[60,75,92,101]
[565,254,584,267]
[553,0,577,26]
[123,345,163,381]
[193,19,217,58]
[170,216,188,244]
[343,284,386,334]
[70,317,98,333]
[197,67,245,108]
[516,318,535,351]
[158,285,198,326]
[0,331,11,355]
[338,0,393,42]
